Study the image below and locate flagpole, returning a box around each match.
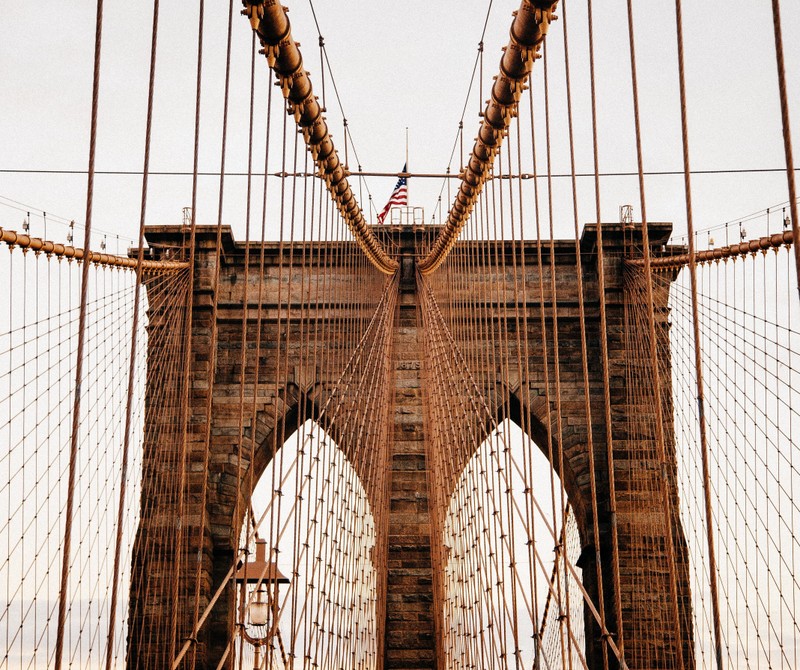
[405,127,409,212]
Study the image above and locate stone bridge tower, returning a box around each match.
[129,222,693,669]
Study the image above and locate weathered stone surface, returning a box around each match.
[384,257,436,668]
[130,223,693,670]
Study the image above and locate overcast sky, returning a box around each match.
[1,0,799,248]
[1,4,798,666]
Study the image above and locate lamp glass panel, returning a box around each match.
[248,599,270,627]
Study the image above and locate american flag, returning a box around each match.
[376,164,408,224]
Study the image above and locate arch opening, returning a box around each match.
[439,417,586,668]
[232,418,379,670]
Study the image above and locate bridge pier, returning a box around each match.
[383,272,436,670]
[383,250,437,668]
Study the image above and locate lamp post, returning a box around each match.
[234,539,290,669]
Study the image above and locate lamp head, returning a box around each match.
[247,584,271,627]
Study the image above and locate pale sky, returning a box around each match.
[1,0,799,248]
[1,3,799,666]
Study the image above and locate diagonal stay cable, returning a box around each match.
[242,0,397,275]
[418,0,560,275]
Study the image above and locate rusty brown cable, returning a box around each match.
[769,0,800,298]
[585,0,626,660]
[232,31,258,669]
[508,127,552,664]
[54,1,104,667]
[418,0,559,275]
[625,0,686,664]
[185,1,235,667]
[498,143,525,663]
[297,141,321,660]
[263,107,289,668]
[241,60,275,664]
[673,1,724,666]
[559,1,609,666]
[242,0,396,275]
[105,1,160,667]
[286,129,312,667]
[0,229,187,271]
[513,100,545,665]
[630,229,794,269]
[269,116,302,670]
[171,0,205,660]
[528,77,559,666]
[542,42,575,667]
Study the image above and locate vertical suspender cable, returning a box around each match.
[172,0,204,660]
[542,43,575,667]
[187,1,235,667]
[558,3,609,666]
[232,32,258,668]
[54,1,104,667]
[105,2,160,667]
[624,1,686,666]
[585,0,626,661]
[527,80,558,666]
[673,1,724,667]
[244,67,274,659]
[769,0,800,297]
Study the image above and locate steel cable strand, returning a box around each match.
[509,101,548,670]
[105,0,161,664]
[54,0,104,664]
[540,42,574,668]
[558,2,611,665]
[419,0,560,275]
[229,33,259,668]
[769,0,800,298]
[241,0,397,275]
[624,0,688,663]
